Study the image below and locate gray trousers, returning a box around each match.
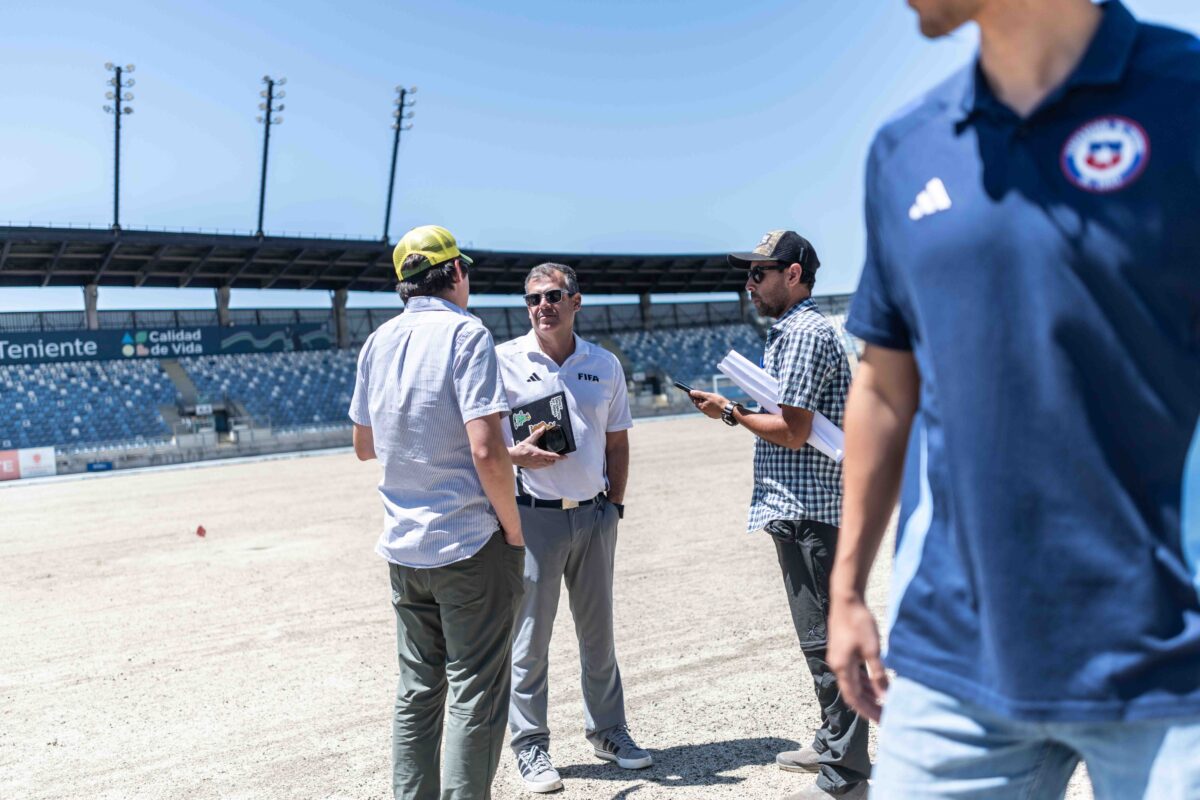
[389,531,526,800]
[509,497,626,752]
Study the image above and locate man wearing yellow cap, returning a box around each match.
[349,225,526,800]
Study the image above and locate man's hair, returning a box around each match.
[798,249,819,291]
[800,265,817,291]
[524,262,579,295]
[397,256,460,302]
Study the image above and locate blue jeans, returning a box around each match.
[872,676,1200,799]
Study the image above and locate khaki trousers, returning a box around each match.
[388,531,525,800]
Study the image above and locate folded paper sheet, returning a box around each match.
[717,350,845,463]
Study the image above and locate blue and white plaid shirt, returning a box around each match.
[747,297,850,532]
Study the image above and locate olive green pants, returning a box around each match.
[388,531,526,800]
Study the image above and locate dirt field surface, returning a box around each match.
[3,415,1090,799]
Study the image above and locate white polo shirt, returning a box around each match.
[496,331,632,502]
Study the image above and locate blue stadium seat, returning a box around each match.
[179,350,357,431]
[0,359,178,450]
[611,323,768,386]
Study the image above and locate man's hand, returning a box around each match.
[509,426,567,469]
[688,389,729,420]
[828,590,889,722]
[500,523,525,548]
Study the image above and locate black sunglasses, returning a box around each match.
[524,289,575,307]
[747,264,790,284]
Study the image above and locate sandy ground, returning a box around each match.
[2,415,1090,799]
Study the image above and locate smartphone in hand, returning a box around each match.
[673,381,694,394]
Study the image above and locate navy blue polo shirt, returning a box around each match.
[848,0,1200,722]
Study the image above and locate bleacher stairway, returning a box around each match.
[159,359,199,405]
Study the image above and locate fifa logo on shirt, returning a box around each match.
[908,178,952,221]
[578,373,599,382]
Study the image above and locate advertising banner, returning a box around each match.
[0,323,333,366]
[0,450,18,481]
[18,447,57,478]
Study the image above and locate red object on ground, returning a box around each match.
[196,525,206,538]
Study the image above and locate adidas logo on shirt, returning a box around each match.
[908,178,952,221]
[526,373,541,382]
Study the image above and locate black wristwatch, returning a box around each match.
[605,493,625,519]
[721,402,740,427]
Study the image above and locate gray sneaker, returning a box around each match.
[784,780,869,799]
[516,744,563,793]
[593,725,653,769]
[777,745,822,772]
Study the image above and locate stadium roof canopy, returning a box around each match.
[0,227,744,295]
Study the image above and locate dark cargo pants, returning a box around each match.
[767,518,871,795]
[388,531,526,800]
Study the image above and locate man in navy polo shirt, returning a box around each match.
[828,0,1200,797]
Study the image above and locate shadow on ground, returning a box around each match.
[557,736,798,796]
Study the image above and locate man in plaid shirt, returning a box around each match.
[688,230,867,800]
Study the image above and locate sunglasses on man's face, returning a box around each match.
[524,289,575,307]
[747,264,790,284]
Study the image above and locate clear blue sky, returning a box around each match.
[2,0,1197,311]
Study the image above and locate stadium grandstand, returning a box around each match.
[0,225,859,479]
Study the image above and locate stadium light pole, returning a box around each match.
[382,86,416,243]
[103,63,136,232]
[255,75,286,238]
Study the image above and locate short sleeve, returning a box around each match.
[453,324,510,423]
[845,141,913,350]
[776,330,837,412]
[348,337,372,426]
[605,354,633,432]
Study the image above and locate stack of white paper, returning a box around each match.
[717,349,845,463]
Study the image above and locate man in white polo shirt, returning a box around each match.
[350,224,526,800]
[495,263,650,793]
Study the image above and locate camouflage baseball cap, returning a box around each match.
[393,224,475,281]
[727,230,820,273]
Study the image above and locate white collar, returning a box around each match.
[403,296,472,317]
[518,329,590,362]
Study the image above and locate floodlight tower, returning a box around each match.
[103,62,136,231]
[382,86,416,242]
[255,75,286,237]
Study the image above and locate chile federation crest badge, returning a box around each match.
[1060,116,1149,193]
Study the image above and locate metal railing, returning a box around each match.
[1,220,385,241]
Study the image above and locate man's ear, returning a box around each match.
[787,262,804,287]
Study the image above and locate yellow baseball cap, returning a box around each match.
[393,224,474,280]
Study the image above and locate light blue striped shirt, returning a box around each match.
[349,296,509,568]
